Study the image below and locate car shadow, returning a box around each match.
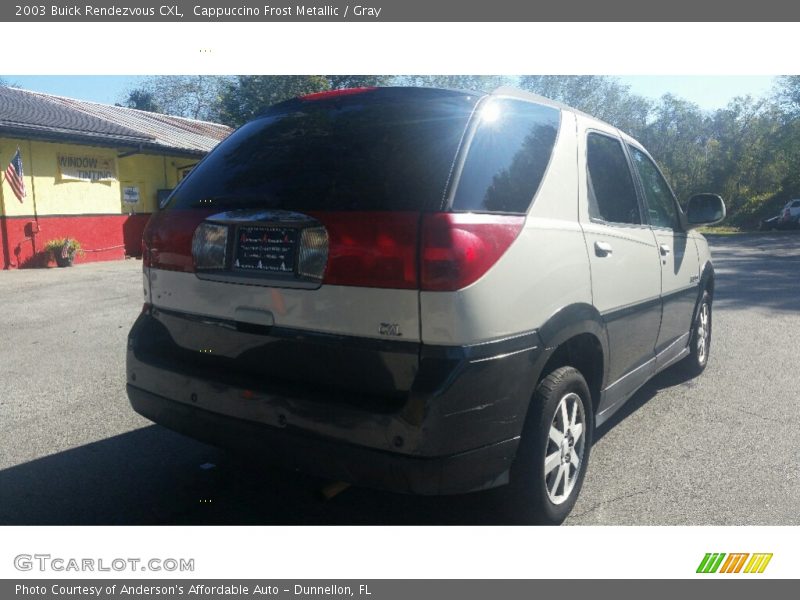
[0,425,222,525]
[0,423,513,525]
[0,361,704,526]
[593,365,696,444]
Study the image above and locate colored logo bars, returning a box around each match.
[696,553,773,574]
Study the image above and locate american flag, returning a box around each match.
[5,149,26,202]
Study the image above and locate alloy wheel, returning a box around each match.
[697,302,709,364]
[543,392,586,505]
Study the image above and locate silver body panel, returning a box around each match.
[148,269,421,342]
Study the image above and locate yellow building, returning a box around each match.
[0,86,231,268]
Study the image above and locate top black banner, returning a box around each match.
[3,0,798,21]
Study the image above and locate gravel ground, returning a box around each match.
[1,234,798,525]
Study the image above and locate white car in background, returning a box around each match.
[781,199,800,222]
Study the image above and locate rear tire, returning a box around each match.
[504,366,594,525]
[680,291,712,377]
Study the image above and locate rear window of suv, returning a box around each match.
[452,98,560,214]
[167,88,480,212]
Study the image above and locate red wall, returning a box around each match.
[0,213,152,269]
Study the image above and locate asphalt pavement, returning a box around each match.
[1,234,798,525]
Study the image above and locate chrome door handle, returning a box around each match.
[594,241,613,257]
[659,244,671,256]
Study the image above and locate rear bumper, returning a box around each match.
[126,309,544,494]
[128,384,518,495]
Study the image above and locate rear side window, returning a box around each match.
[167,88,479,212]
[452,98,560,213]
[586,133,641,225]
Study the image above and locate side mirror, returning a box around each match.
[685,193,726,228]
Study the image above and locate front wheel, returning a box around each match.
[504,366,594,525]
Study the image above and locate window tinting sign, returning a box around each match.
[234,226,297,274]
[58,154,117,182]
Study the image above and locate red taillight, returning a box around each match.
[310,211,419,289]
[142,209,215,273]
[300,87,377,101]
[420,213,525,291]
[142,208,524,292]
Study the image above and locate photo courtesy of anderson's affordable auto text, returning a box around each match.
[15,583,373,596]
[1,0,800,593]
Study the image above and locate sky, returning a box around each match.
[617,75,776,111]
[3,76,146,105]
[1,75,780,112]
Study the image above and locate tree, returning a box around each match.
[124,73,800,229]
[401,75,514,92]
[770,76,800,197]
[639,94,711,201]
[705,97,787,218]
[217,76,521,128]
[217,76,332,127]
[121,76,231,121]
[326,75,394,89]
[520,75,610,109]
[773,75,800,118]
[120,88,161,113]
[519,75,652,137]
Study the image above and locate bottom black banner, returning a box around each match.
[2,580,794,600]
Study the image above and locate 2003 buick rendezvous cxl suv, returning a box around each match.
[127,86,726,524]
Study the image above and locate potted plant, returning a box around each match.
[44,238,84,267]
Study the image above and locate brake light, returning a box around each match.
[309,212,419,289]
[313,211,524,291]
[142,209,215,272]
[300,87,377,101]
[421,213,525,291]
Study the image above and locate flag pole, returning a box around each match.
[24,142,40,255]
[0,166,12,269]
[24,143,38,218]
